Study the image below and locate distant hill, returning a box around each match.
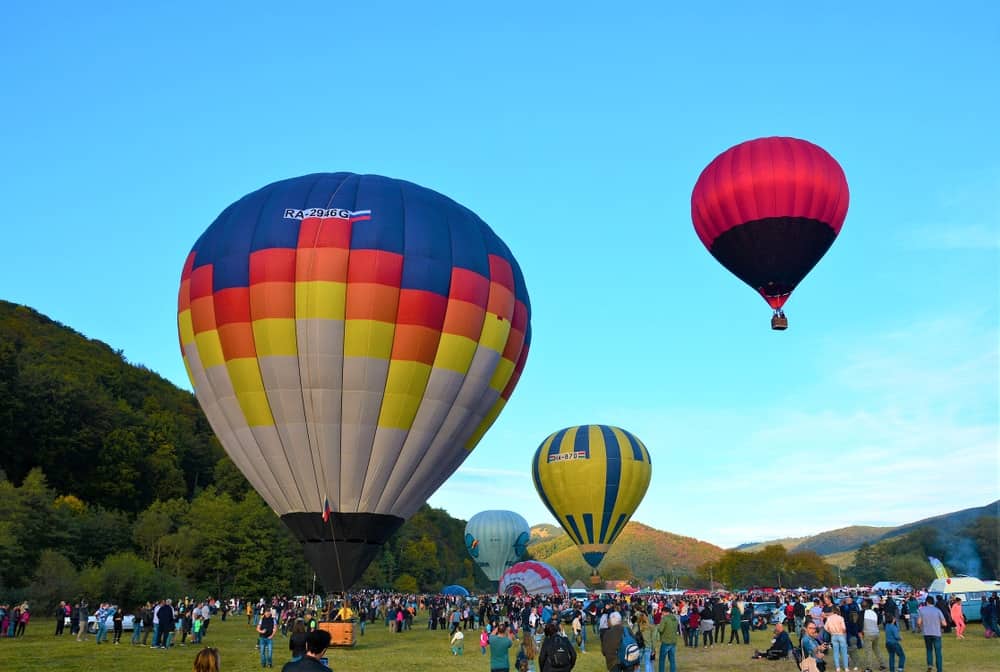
[741,501,1000,560]
[527,521,723,584]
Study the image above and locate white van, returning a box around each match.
[927,576,993,622]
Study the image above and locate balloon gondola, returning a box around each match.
[177,173,531,591]
[691,137,850,329]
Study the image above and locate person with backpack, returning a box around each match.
[539,621,577,672]
[602,611,641,672]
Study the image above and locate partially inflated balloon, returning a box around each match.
[464,510,530,582]
[177,173,531,591]
[531,425,651,569]
[499,560,568,596]
[691,136,849,327]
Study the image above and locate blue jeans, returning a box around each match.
[658,643,676,672]
[259,637,273,667]
[923,635,942,672]
[886,641,905,672]
[96,622,108,643]
[830,633,848,670]
[131,622,142,644]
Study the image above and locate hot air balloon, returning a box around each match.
[464,510,530,582]
[691,136,850,330]
[177,173,531,591]
[531,425,651,570]
[499,560,568,596]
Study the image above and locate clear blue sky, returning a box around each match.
[2,1,997,548]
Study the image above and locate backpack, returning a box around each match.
[618,627,642,668]
[549,634,573,670]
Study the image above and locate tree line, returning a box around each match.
[0,302,491,610]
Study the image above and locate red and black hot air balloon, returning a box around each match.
[691,137,849,329]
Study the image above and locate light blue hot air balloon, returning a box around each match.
[464,510,530,582]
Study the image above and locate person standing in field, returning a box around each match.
[949,597,965,639]
[257,607,277,668]
[883,614,905,672]
[917,596,946,672]
[489,623,515,672]
[823,605,848,672]
[655,604,679,672]
[859,598,886,671]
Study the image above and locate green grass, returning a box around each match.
[1,617,998,672]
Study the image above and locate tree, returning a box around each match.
[133,498,188,568]
[28,550,81,610]
[393,573,419,593]
[850,542,889,584]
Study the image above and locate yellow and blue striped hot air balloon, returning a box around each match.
[531,425,651,569]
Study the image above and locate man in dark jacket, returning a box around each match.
[712,599,728,643]
[156,599,175,648]
[538,622,577,672]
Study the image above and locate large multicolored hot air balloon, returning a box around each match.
[177,173,531,591]
[691,136,850,329]
[531,425,651,570]
[464,510,530,582]
[499,560,568,596]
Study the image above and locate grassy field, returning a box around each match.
[1,617,998,672]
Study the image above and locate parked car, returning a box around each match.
[749,602,782,630]
[86,613,135,633]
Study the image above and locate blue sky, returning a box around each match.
[2,1,997,548]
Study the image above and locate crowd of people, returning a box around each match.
[0,602,30,638]
[3,586,999,672]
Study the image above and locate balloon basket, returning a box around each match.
[770,314,788,330]
[319,621,357,648]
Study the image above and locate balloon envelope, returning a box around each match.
[500,560,568,596]
[464,510,531,582]
[691,136,849,310]
[531,425,651,569]
[177,173,531,591]
[441,584,471,597]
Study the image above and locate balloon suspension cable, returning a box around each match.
[325,509,347,599]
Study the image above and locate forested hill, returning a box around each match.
[0,300,223,509]
[0,300,491,601]
[528,521,724,585]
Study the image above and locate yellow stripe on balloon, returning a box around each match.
[226,357,275,427]
[178,309,195,346]
[488,357,515,393]
[295,280,347,320]
[432,332,478,373]
[194,329,226,369]
[479,314,511,354]
[343,319,395,359]
[378,360,431,430]
[252,318,298,357]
